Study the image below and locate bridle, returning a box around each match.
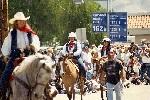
[13,58,51,100]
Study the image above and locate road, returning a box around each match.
[54,85,150,100]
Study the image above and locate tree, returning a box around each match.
[8,0,105,45]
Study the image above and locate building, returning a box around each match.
[128,12,150,44]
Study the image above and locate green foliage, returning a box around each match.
[8,0,106,45]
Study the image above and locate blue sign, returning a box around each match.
[109,12,127,42]
[92,13,107,32]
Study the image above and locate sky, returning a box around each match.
[97,0,150,13]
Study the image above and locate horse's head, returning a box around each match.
[59,56,73,72]
[60,56,78,78]
[36,54,55,84]
[29,54,56,99]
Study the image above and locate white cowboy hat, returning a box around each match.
[102,38,111,42]
[68,32,77,38]
[9,12,30,24]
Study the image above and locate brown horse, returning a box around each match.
[60,56,85,100]
[92,54,107,100]
[92,51,106,80]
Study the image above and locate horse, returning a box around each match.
[92,51,106,80]
[91,53,108,100]
[59,56,85,100]
[8,53,56,100]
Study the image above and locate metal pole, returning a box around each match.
[107,0,110,37]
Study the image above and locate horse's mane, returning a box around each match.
[13,53,53,86]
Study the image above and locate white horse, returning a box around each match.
[9,53,55,100]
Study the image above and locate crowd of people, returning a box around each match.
[44,31,147,100]
[53,33,150,100]
[81,39,150,100]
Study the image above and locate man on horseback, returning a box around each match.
[62,32,86,78]
[0,12,40,98]
[100,49,126,100]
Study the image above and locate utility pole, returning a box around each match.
[3,0,8,39]
[0,0,8,48]
[107,0,110,37]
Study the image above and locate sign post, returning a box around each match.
[76,28,87,42]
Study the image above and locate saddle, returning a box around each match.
[9,57,25,81]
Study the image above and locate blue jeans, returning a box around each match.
[145,64,150,77]
[140,63,147,81]
[86,71,93,80]
[0,49,21,93]
[0,58,14,90]
[106,82,123,100]
[75,57,86,78]
[0,57,5,72]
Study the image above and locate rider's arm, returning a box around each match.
[73,42,82,57]
[1,32,11,57]
[61,44,67,56]
[31,34,40,52]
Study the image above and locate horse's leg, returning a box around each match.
[72,88,75,100]
[66,86,72,100]
[100,85,104,100]
[69,84,75,100]
[67,93,72,100]
[79,76,85,100]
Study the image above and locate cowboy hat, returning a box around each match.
[102,38,111,42]
[68,32,77,38]
[9,12,30,24]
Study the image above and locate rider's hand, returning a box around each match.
[68,53,74,58]
[10,49,22,60]
[30,44,35,53]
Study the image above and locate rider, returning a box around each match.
[0,12,40,95]
[62,32,86,78]
[101,37,111,57]
[100,49,126,100]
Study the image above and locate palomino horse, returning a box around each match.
[60,56,85,100]
[9,53,55,100]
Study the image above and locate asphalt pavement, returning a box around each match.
[54,84,150,100]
